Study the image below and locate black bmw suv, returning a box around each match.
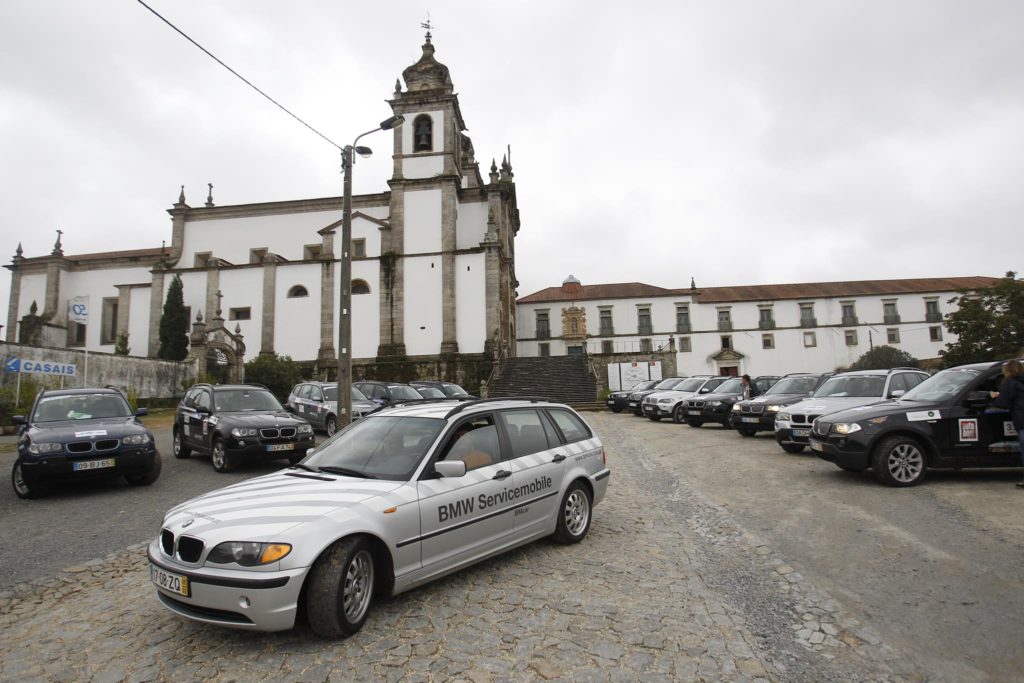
[172,383,315,472]
[731,372,833,437]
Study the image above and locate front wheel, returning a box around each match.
[12,461,46,499]
[211,439,236,473]
[780,442,805,454]
[126,453,162,486]
[307,537,377,638]
[172,428,191,459]
[325,415,337,437]
[872,436,927,487]
[553,481,592,544]
[737,428,757,437]
[647,415,662,422]
[610,406,622,414]
[686,420,703,428]
[672,405,686,424]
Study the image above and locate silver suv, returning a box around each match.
[775,368,929,453]
[148,398,610,637]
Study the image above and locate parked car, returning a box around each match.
[754,376,781,393]
[11,388,160,499]
[409,380,474,399]
[172,383,315,472]
[606,379,659,413]
[810,360,1020,486]
[287,382,378,436]
[642,376,728,423]
[628,377,689,416]
[148,397,611,636]
[353,380,425,408]
[774,368,929,453]
[413,385,447,399]
[731,373,834,437]
[682,377,751,428]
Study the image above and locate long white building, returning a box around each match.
[515,276,999,376]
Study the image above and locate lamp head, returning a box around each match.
[379,115,405,130]
[354,146,373,158]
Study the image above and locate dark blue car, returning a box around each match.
[12,388,161,499]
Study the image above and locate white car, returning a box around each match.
[148,398,610,636]
[641,376,728,422]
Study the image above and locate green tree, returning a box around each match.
[158,274,189,360]
[244,354,303,400]
[850,345,918,371]
[941,271,1024,367]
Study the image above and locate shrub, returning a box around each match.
[244,354,303,400]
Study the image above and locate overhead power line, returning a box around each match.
[136,0,342,150]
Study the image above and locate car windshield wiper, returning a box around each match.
[290,462,321,473]
[316,466,377,479]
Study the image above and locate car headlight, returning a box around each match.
[777,412,791,422]
[832,423,862,435]
[28,441,63,454]
[123,433,151,445]
[297,423,313,435]
[732,404,742,411]
[207,541,292,566]
[231,427,258,438]
[658,397,674,404]
[708,401,721,407]
[767,405,780,412]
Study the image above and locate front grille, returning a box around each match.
[791,414,820,425]
[67,439,121,453]
[161,529,174,556]
[688,400,705,408]
[746,405,765,414]
[260,427,297,439]
[177,536,205,563]
[279,427,296,438]
[67,442,93,453]
[95,439,119,451]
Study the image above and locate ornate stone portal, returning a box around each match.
[561,306,587,342]
[184,299,246,383]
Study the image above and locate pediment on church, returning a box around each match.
[710,349,744,362]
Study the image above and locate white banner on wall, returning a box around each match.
[607,361,663,391]
[68,297,90,324]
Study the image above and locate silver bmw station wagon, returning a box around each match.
[148,398,611,637]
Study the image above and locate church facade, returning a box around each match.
[5,36,520,384]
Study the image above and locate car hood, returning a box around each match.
[648,390,698,400]
[738,393,813,408]
[216,410,306,427]
[28,417,147,440]
[817,399,934,425]
[694,390,743,402]
[162,469,405,543]
[787,396,887,415]
[324,399,379,414]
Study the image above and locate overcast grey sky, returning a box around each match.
[2,0,1022,315]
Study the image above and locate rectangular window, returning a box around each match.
[845,329,858,346]
[536,311,550,339]
[68,322,87,347]
[538,343,550,357]
[799,303,816,327]
[883,300,901,324]
[101,297,119,345]
[762,333,774,349]
[717,308,732,332]
[601,340,614,354]
[678,336,692,352]
[194,252,212,268]
[637,307,652,335]
[229,307,251,321]
[758,307,775,329]
[929,326,943,342]
[721,335,732,350]
[887,327,900,344]
[925,299,942,322]
[304,244,322,260]
[249,247,268,264]
[352,238,366,258]
[599,308,614,336]
[841,302,858,325]
[640,338,652,352]
[675,305,691,333]
[803,331,817,347]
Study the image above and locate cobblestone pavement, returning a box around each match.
[1,415,919,682]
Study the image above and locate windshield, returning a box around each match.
[629,380,658,392]
[901,368,979,402]
[653,378,683,390]
[675,378,705,392]
[438,383,470,397]
[416,386,447,398]
[767,376,819,395]
[813,375,886,398]
[213,389,283,412]
[305,415,445,480]
[388,385,424,401]
[33,393,132,422]
[715,378,744,393]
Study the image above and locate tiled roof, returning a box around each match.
[517,282,677,304]
[517,276,1001,304]
[17,247,164,264]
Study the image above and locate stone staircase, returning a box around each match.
[488,356,602,410]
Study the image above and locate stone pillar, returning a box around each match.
[115,285,131,345]
[439,182,458,354]
[147,269,166,357]
[317,241,336,371]
[379,182,406,356]
[260,257,277,356]
[44,261,61,320]
[6,268,22,342]
[482,215,501,358]
[205,268,221,329]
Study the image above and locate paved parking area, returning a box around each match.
[1,412,1019,681]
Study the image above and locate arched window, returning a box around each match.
[413,114,433,152]
[287,285,309,298]
[352,279,371,295]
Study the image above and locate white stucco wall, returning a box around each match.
[17,273,46,320]
[57,267,152,351]
[128,286,150,357]
[218,269,263,361]
[456,200,487,250]
[403,155,444,179]
[403,255,442,356]
[177,271,208,323]
[351,259,380,359]
[352,209,390,258]
[274,263,321,360]
[455,253,486,352]
[404,190,442,254]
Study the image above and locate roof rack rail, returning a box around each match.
[444,396,552,419]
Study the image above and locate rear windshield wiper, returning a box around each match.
[316,466,377,479]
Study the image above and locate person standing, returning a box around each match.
[991,359,1024,489]
[740,374,761,401]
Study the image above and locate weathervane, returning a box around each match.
[421,12,434,41]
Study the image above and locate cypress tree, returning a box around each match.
[158,274,189,360]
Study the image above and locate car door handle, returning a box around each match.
[492,470,512,480]
[551,453,566,463]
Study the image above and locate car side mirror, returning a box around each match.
[12,415,26,425]
[195,405,211,414]
[965,390,992,407]
[889,390,905,399]
[434,460,467,478]
[284,404,294,413]
[135,407,148,417]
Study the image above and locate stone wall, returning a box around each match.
[299,353,495,396]
[0,342,197,399]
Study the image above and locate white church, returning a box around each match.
[5,35,519,384]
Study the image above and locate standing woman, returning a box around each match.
[992,359,1024,489]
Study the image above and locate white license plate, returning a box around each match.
[810,440,824,452]
[689,410,702,416]
[607,400,615,405]
[628,402,637,408]
[266,443,295,452]
[741,417,759,423]
[150,564,190,597]
[72,458,116,471]
[792,428,810,438]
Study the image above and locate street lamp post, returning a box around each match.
[337,115,404,429]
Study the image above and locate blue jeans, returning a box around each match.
[1018,429,1024,468]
